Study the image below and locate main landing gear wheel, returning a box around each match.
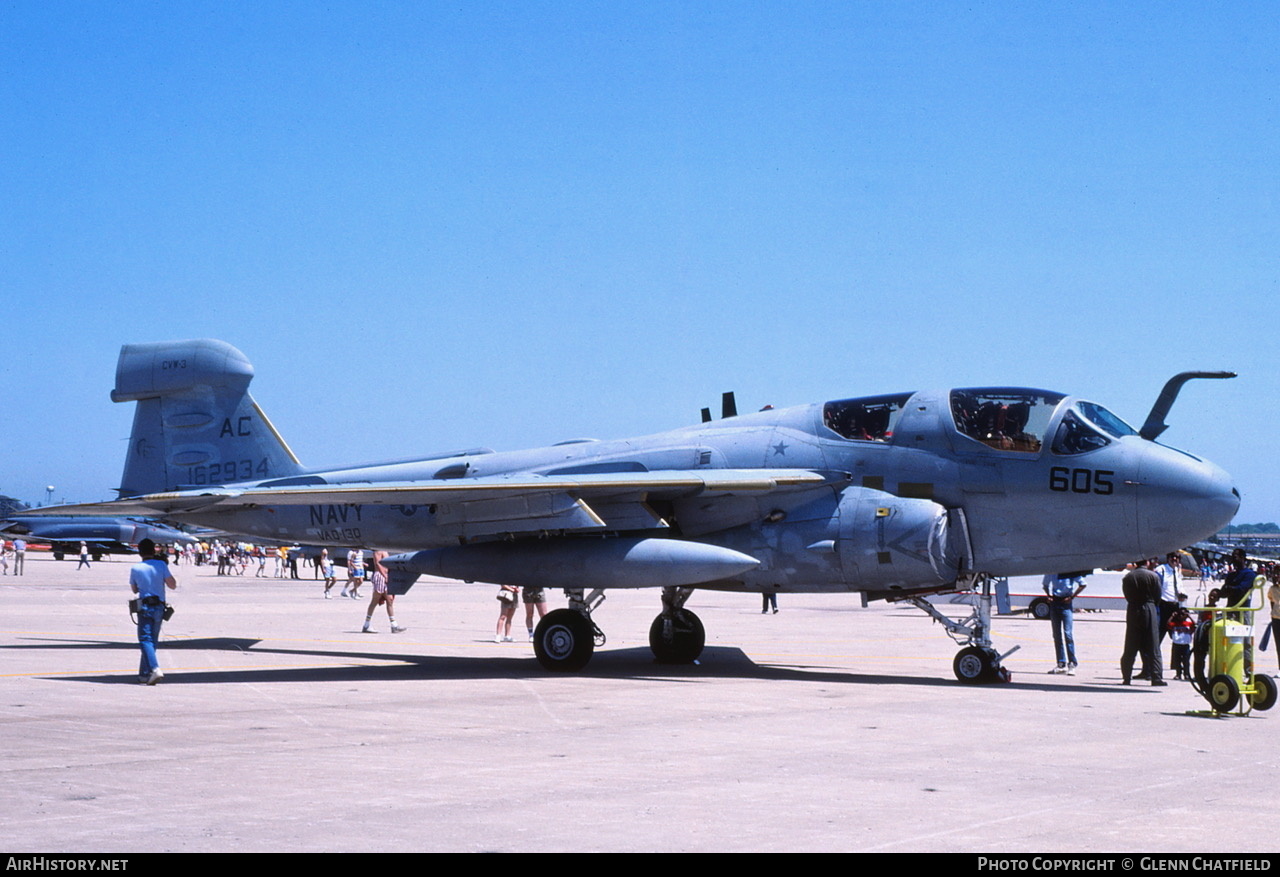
[533,609,595,672]
[649,609,705,664]
[1249,674,1278,712]
[1207,674,1240,712]
[953,646,1000,684]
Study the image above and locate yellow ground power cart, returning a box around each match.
[1191,575,1278,715]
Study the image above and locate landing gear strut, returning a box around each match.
[902,574,1018,684]
[649,587,705,664]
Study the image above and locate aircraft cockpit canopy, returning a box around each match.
[950,388,1065,454]
[1051,402,1139,456]
[823,393,913,442]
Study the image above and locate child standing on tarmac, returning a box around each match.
[1168,601,1194,681]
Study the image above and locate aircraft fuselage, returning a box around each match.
[174,387,1236,596]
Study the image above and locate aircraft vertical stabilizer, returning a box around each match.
[111,339,303,496]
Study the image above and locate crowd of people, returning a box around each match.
[1042,547,1280,686]
[147,539,556,643]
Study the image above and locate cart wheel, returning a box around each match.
[1249,674,1278,712]
[1208,674,1240,712]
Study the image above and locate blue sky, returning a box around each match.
[2,3,1277,522]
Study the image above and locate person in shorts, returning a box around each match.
[522,585,549,642]
[361,551,404,633]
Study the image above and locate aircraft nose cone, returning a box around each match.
[1137,448,1238,554]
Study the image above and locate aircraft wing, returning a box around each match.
[22,469,836,519]
[15,493,247,518]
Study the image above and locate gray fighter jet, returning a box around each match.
[0,514,196,560]
[36,339,1238,680]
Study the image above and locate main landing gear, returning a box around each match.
[532,589,605,672]
[531,586,706,671]
[532,608,599,671]
[649,587,705,664]
[901,574,1018,684]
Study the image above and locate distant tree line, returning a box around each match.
[1220,523,1280,535]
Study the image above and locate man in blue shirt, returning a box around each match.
[1043,572,1087,674]
[130,539,177,685]
[1221,549,1258,608]
[1219,548,1260,675]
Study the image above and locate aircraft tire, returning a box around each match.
[1208,674,1240,712]
[1249,674,1278,712]
[53,552,65,561]
[533,609,595,672]
[649,609,706,664]
[953,646,997,684]
[1029,598,1050,621]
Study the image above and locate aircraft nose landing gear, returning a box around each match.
[953,646,1006,683]
[903,574,1017,684]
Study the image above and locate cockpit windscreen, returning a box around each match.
[950,388,1065,454]
[1078,402,1138,439]
[823,393,913,442]
[1051,402,1139,456]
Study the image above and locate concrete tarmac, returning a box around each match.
[1,554,1276,853]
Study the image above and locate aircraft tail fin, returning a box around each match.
[112,339,304,496]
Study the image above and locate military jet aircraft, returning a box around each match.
[0,514,196,560]
[33,339,1239,681]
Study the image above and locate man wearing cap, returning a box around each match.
[130,539,177,685]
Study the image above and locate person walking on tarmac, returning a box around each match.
[1267,568,1280,671]
[360,551,405,634]
[1120,558,1165,686]
[130,538,177,685]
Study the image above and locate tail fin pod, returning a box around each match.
[112,339,303,496]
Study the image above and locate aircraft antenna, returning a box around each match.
[721,392,737,419]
